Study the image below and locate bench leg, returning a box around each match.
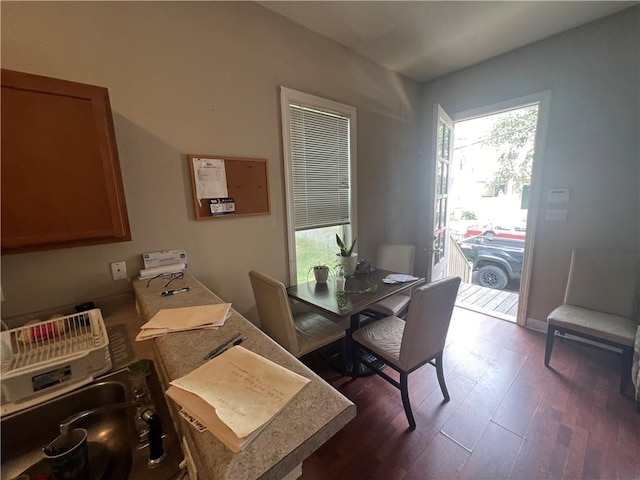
[545,324,557,367]
[620,346,633,394]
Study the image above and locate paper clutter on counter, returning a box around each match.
[135,304,231,341]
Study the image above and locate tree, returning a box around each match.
[484,106,538,195]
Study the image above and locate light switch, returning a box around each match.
[545,209,568,221]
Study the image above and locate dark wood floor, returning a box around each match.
[300,308,640,479]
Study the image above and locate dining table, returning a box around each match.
[286,267,425,376]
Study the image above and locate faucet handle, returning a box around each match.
[141,408,167,466]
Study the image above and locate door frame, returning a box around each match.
[430,105,454,282]
[446,91,551,327]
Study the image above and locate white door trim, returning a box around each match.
[451,91,551,327]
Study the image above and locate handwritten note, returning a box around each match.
[169,346,310,440]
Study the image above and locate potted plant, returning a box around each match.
[336,234,358,276]
[312,264,330,284]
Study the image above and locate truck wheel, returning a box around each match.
[477,265,508,289]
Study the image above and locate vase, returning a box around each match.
[336,253,358,276]
[313,267,329,284]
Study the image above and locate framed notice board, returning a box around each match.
[188,154,270,220]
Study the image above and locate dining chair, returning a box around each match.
[249,270,345,358]
[545,249,639,393]
[353,276,461,429]
[363,243,416,319]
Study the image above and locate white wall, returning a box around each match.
[4,3,636,327]
[416,6,639,322]
[0,2,419,322]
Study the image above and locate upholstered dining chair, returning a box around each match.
[353,276,461,429]
[545,249,640,394]
[249,270,345,358]
[363,243,416,319]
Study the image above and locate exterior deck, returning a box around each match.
[456,282,519,322]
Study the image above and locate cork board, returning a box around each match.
[188,155,270,220]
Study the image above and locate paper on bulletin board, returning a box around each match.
[193,158,228,206]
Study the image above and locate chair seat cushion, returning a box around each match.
[367,293,411,317]
[352,316,409,369]
[548,304,637,346]
[294,312,345,357]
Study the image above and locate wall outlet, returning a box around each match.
[110,261,128,280]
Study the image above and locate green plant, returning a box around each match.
[461,210,477,220]
[336,291,349,310]
[336,234,357,257]
[307,263,330,282]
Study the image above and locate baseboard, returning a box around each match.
[525,316,547,333]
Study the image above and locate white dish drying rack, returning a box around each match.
[1,309,112,416]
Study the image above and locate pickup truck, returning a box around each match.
[457,235,524,289]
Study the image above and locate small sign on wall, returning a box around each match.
[210,198,236,216]
[545,208,568,221]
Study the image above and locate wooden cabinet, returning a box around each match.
[1,69,131,254]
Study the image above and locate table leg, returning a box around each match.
[332,313,384,377]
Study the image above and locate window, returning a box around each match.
[280,87,357,283]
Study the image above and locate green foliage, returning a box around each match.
[336,291,348,310]
[336,234,357,257]
[295,226,342,282]
[461,210,477,220]
[484,106,538,195]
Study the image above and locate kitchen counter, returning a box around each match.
[133,273,355,480]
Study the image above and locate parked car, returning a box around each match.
[464,224,526,241]
[457,234,524,289]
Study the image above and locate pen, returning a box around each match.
[204,333,241,360]
[208,338,243,360]
[160,287,191,297]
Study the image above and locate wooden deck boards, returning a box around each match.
[456,282,519,322]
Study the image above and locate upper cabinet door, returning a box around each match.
[1,69,131,254]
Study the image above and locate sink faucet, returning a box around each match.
[141,408,167,466]
[59,401,135,437]
[58,402,167,466]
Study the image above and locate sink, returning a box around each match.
[1,360,184,480]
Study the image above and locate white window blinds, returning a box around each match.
[289,103,351,231]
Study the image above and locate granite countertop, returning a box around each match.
[133,273,355,480]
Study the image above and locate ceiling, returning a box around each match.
[258,1,637,82]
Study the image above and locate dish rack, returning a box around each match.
[1,309,112,414]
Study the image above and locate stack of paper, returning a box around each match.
[136,304,231,341]
[166,345,310,452]
[382,274,419,284]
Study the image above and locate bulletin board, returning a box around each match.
[188,154,270,220]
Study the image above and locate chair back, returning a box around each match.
[249,270,299,354]
[399,276,461,370]
[376,243,416,274]
[564,250,639,319]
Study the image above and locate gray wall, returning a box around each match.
[2,2,638,328]
[416,6,639,322]
[0,1,419,322]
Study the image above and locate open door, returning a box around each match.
[430,105,454,281]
